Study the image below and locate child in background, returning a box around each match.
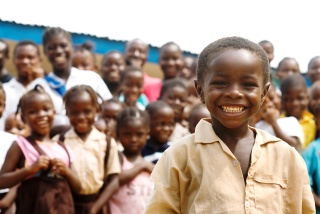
[281,74,316,149]
[72,41,98,72]
[159,78,190,142]
[0,83,17,213]
[255,84,304,152]
[302,104,320,213]
[29,27,112,127]
[307,56,320,86]
[258,40,280,89]
[62,85,121,213]
[308,80,320,139]
[179,56,195,80]
[4,113,29,137]
[145,37,314,213]
[100,98,124,144]
[142,101,175,164]
[109,107,153,214]
[188,103,210,134]
[0,85,81,213]
[124,39,162,102]
[100,51,126,95]
[276,57,300,83]
[118,66,149,110]
[159,42,184,81]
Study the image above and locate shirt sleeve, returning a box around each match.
[144,149,182,214]
[95,73,112,101]
[105,138,121,176]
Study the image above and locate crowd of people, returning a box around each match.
[0,26,319,213]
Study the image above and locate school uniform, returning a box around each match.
[142,139,170,164]
[281,111,316,149]
[28,67,113,126]
[145,119,315,213]
[168,122,190,142]
[63,127,121,212]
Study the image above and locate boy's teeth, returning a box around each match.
[222,106,244,113]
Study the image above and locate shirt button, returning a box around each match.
[245,201,250,208]
[233,160,238,166]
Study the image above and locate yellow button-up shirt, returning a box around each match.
[64,127,121,195]
[145,119,315,214]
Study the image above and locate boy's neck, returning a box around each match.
[123,150,142,162]
[147,138,166,150]
[53,65,71,81]
[75,128,92,142]
[30,132,51,143]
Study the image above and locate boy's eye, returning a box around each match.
[243,82,257,88]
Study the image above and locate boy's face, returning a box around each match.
[308,84,320,114]
[307,57,320,84]
[282,87,308,120]
[276,59,300,82]
[195,49,269,130]
[150,107,175,144]
[72,50,96,71]
[121,71,144,106]
[101,53,126,82]
[267,86,281,111]
[14,44,41,81]
[125,41,148,68]
[159,45,184,79]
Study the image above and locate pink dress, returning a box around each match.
[16,136,72,168]
[109,154,153,214]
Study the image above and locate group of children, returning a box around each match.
[0,26,319,213]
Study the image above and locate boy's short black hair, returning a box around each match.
[120,66,143,83]
[258,40,273,47]
[308,56,320,70]
[159,78,188,99]
[14,40,41,57]
[277,57,300,72]
[280,73,307,94]
[145,100,173,117]
[197,36,270,85]
[42,27,71,47]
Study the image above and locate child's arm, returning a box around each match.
[89,174,119,214]
[313,192,320,208]
[0,142,50,189]
[0,184,18,209]
[119,160,154,186]
[51,158,81,193]
[261,105,302,152]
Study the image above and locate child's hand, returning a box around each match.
[51,158,69,176]
[141,160,155,174]
[29,155,50,175]
[261,102,279,125]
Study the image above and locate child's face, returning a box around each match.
[101,102,123,139]
[72,50,96,71]
[260,43,274,63]
[5,114,30,137]
[307,57,320,84]
[276,59,300,82]
[14,44,41,82]
[161,86,188,122]
[159,45,184,79]
[121,71,144,106]
[0,90,5,118]
[101,53,126,82]
[149,107,175,144]
[44,33,72,71]
[282,87,308,120]
[309,84,320,114]
[195,49,269,130]
[267,86,281,111]
[94,118,108,134]
[66,92,97,136]
[21,94,55,136]
[125,41,148,68]
[118,118,149,154]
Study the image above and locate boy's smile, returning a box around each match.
[196,49,269,130]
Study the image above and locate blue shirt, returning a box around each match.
[142,140,170,164]
[302,138,320,213]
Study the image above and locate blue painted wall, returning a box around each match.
[0,20,197,64]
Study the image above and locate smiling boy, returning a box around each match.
[144,37,315,213]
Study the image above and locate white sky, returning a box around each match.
[1,0,320,72]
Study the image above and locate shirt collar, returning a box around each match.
[65,126,105,142]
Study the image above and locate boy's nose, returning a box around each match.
[227,85,243,99]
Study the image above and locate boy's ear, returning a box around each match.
[260,82,271,105]
[194,80,205,104]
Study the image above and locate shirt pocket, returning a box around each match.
[253,173,287,213]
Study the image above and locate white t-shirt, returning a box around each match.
[28,67,112,126]
[255,116,304,145]
[0,131,17,193]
